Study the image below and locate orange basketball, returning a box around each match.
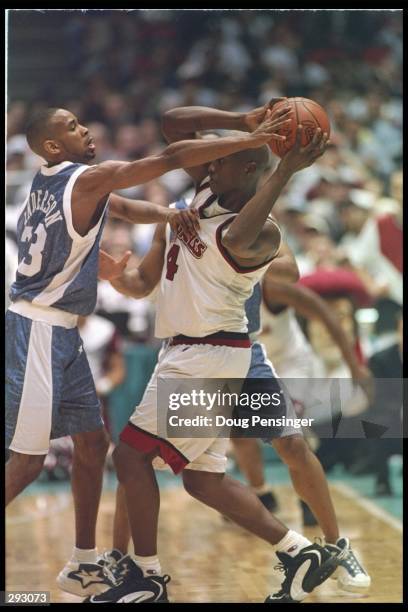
[269,97,330,158]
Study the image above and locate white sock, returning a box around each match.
[132,554,162,577]
[276,530,311,558]
[71,546,98,564]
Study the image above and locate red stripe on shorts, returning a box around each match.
[120,423,189,475]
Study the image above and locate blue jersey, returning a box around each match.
[9,161,108,316]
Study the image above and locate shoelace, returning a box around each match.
[319,537,352,563]
[99,553,119,572]
[116,560,132,582]
[341,550,366,575]
[100,563,118,586]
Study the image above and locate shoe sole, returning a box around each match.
[303,555,341,592]
[337,577,371,592]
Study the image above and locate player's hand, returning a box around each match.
[250,106,293,145]
[278,126,330,176]
[98,249,132,281]
[351,365,375,405]
[166,208,200,235]
[245,98,288,132]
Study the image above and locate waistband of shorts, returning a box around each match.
[169,331,251,348]
[8,300,79,329]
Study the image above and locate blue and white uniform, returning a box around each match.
[242,285,300,440]
[6,161,108,454]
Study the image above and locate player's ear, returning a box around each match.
[43,139,61,156]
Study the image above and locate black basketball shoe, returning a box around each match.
[265,543,344,603]
[84,557,170,603]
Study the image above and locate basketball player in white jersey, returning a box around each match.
[5,106,289,598]
[85,105,343,604]
[99,249,372,595]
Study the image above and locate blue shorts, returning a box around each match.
[5,310,103,455]
[238,342,302,440]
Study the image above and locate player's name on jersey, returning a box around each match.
[23,189,63,227]
[167,415,314,429]
[175,225,207,258]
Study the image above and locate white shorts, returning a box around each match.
[120,340,251,474]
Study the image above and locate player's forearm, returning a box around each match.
[293,287,361,374]
[111,134,261,192]
[222,168,291,253]
[162,106,248,140]
[164,134,262,169]
[322,315,361,375]
[110,197,171,225]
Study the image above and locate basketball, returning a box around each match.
[269,97,331,158]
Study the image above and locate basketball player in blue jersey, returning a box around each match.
[5,106,292,598]
[233,279,372,592]
[85,106,346,604]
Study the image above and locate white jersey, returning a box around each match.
[155,178,281,338]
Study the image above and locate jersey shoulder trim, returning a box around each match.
[40,161,75,176]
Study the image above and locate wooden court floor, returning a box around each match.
[6,483,402,604]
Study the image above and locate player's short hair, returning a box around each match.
[25,108,60,152]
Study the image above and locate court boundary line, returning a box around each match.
[333,482,403,533]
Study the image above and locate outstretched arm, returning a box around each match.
[79,110,291,198]
[108,193,200,235]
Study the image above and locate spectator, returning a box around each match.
[338,188,402,305]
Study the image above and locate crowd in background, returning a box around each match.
[6,10,403,488]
